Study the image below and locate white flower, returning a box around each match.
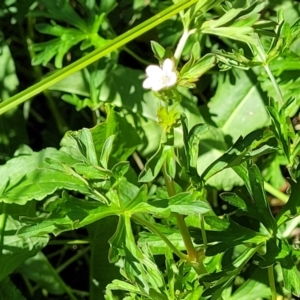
[143,58,177,92]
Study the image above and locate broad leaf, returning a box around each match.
[0,215,48,281]
[191,215,268,256]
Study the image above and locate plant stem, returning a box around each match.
[0,0,199,115]
[132,215,189,261]
[0,204,7,249]
[268,265,277,300]
[200,214,208,251]
[124,46,152,65]
[162,164,198,261]
[56,246,90,273]
[174,29,191,63]
[264,181,288,203]
[264,64,284,106]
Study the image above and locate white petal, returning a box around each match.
[145,65,163,77]
[162,58,174,74]
[166,72,177,87]
[143,78,154,89]
[151,80,165,92]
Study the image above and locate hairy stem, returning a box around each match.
[162,164,198,261]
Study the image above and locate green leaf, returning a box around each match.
[233,163,277,234]
[138,229,185,255]
[200,129,265,182]
[139,143,174,183]
[100,135,115,169]
[220,192,258,220]
[87,217,121,300]
[0,277,27,300]
[0,44,27,160]
[229,268,271,300]
[0,215,48,281]
[191,215,268,256]
[276,179,300,227]
[207,69,269,140]
[201,246,260,300]
[150,41,166,60]
[104,106,142,161]
[277,241,300,296]
[200,0,266,44]
[179,54,217,87]
[165,192,211,215]
[32,23,86,68]
[17,251,65,295]
[267,105,290,161]
[0,147,86,204]
[73,163,111,179]
[17,193,122,238]
[34,0,88,30]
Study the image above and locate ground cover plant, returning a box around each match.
[1,0,300,299]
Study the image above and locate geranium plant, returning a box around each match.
[0,0,300,299]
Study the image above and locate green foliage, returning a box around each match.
[1,0,300,299]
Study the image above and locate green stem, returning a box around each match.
[132,214,189,261]
[264,64,284,106]
[123,46,152,65]
[0,204,7,249]
[162,164,198,261]
[268,265,277,300]
[48,239,90,245]
[56,246,90,273]
[264,181,288,203]
[174,29,191,63]
[0,0,199,115]
[200,214,208,251]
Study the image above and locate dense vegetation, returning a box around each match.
[1,0,300,299]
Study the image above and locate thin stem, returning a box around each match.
[162,164,198,261]
[132,214,189,261]
[132,152,145,170]
[56,246,90,273]
[0,0,199,115]
[123,46,152,65]
[0,204,7,249]
[200,214,207,251]
[268,265,277,300]
[264,181,288,203]
[264,64,284,106]
[175,214,198,261]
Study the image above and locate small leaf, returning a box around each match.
[150,41,166,60]
[100,135,115,169]
[201,129,265,182]
[276,179,300,227]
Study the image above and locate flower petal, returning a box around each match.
[142,78,154,89]
[166,72,177,87]
[145,65,163,77]
[162,58,174,74]
[151,80,165,91]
